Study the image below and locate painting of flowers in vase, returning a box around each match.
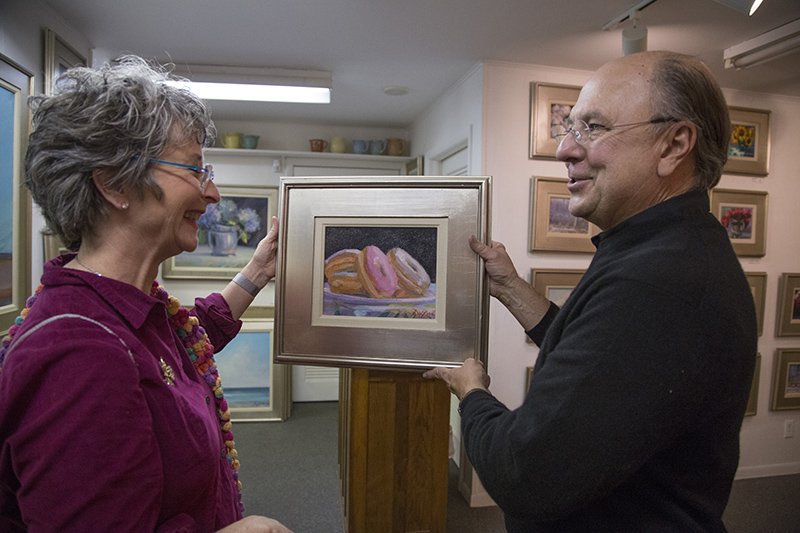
[162,185,277,280]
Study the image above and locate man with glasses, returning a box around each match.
[425,51,756,532]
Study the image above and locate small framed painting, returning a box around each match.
[530,177,600,253]
[530,269,585,309]
[724,106,770,176]
[1,54,33,335]
[770,348,800,411]
[162,185,277,280]
[405,155,424,176]
[525,366,535,395]
[776,273,800,337]
[745,353,760,416]
[709,188,768,257]
[274,176,491,370]
[213,308,291,421]
[44,28,87,95]
[529,83,581,159]
[745,272,767,337]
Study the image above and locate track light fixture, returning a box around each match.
[713,0,764,16]
[602,0,658,56]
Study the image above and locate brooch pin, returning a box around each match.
[160,357,175,386]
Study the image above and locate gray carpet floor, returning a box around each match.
[233,402,800,533]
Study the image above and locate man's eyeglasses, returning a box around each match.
[148,158,214,191]
[555,118,679,146]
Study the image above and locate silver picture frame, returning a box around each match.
[274,176,491,370]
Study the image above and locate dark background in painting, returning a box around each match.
[324,226,437,282]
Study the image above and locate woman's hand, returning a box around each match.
[222,217,280,320]
[246,216,280,286]
[216,515,293,533]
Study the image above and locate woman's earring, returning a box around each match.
[121,202,129,210]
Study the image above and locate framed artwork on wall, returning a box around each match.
[213,308,291,421]
[42,230,69,263]
[162,185,277,280]
[709,188,768,257]
[274,176,491,370]
[745,272,767,337]
[770,348,800,411]
[530,268,586,308]
[44,28,87,95]
[745,353,760,416]
[526,366,534,394]
[405,155,424,176]
[530,177,600,253]
[529,82,581,159]
[775,273,800,337]
[0,54,33,335]
[724,106,770,176]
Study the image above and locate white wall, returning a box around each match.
[411,63,483,177]
[476,59,800,479]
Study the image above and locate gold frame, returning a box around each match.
[162,185,278,280]
[745,353,760,416]
[0,55,33,335]
[405,155,424,176]
[530,177,600,253]
[530,268,585,308]
[745,272,767,337]
[529,82,581,159]
[775,273,800,337]
[44,28,87,95]
[709,188,768,257]
[724,106,770,176]
[770,348,800,411]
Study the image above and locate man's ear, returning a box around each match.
[657,122,697,178]
[91,168,129,210]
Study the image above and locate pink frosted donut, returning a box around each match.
[356,245,397,298]
[388,248,430,297]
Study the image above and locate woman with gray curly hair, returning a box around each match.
[0,56,291,533]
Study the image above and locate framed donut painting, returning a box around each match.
[275,176,491,370]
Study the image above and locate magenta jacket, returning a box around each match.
[0,254,244,532]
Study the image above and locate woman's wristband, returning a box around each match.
[233,272,261,297]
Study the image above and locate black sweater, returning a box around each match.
[460,190,757,532]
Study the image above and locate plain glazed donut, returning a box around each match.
[387,248,431,297]
[325,249,366,296]
[356,245,398,298]
[325,249,359,279]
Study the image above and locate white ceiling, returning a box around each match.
[41,0,800,128]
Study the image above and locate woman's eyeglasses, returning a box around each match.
[148,158,214,191]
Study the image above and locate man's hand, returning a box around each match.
[469,235,551,331]
[423,358,490,401]
[468,236,521,299]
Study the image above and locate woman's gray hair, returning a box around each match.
[25,55,216,251]
[649,52,731,190]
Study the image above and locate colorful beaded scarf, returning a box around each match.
[0,280,244,514]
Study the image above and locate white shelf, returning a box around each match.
[205,147,412,162]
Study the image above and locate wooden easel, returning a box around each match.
[339,368,451,533]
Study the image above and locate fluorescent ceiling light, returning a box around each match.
[724,18,800,69]
[166,64,332,103]
[713,0,764,16]
[165,80,330,103]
